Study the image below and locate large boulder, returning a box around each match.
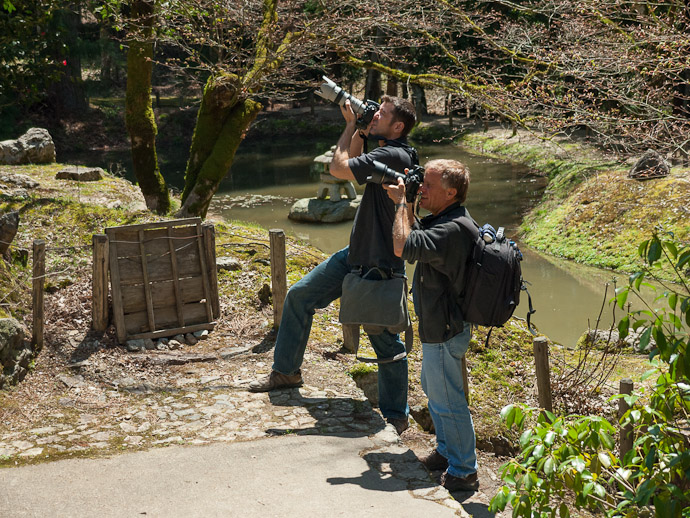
[56,166,104,182]
[578,328,655,353]
[0,211,19,257]
[628,150,670,180]
[0,317,33,389]
[0,128,56,165]
[288,196,361,223]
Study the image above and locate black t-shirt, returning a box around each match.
[347,140,416,270]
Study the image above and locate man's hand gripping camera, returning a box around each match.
[368,161,425,203]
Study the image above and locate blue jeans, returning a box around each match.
[272,246,409,420]
[421,326,477,478]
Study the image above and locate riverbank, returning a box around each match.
[454,126,690,281]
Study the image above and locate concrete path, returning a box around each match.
[1,432,469,518]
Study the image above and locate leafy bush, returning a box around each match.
[490,231,690,517]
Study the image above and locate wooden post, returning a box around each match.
[269,229,287,328]
[202,223,220,319]
[618,378,634,458]
[461,355,470,404]
[32,239,45,350]
[342,324,359,353]
[533,336,553,413]
[92,234,109,332]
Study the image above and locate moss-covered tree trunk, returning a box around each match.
[177,73,261,218]
[125,0,170,215]
[177,0,293,219]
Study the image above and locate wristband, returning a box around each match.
[394,203,407,210]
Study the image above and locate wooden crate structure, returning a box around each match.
[105,218,219,343]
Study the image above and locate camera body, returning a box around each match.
[367,161,425,203]
[315,76,380,129]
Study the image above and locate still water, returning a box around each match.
[209,143,633,347]
[61,139,634,346]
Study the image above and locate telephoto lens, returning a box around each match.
[314,76,380,128]
[315,77,368,115]
[366,161,405,185]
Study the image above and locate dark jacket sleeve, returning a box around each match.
[400,217,473,342]
[402,221,470,284]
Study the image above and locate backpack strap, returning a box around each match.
[452,211,479,238]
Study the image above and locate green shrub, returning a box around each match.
[490,232,690,517]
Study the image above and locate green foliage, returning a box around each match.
[490,232,690,517]
[0,0,64,126]
[347,363,378,379]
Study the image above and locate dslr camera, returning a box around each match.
[367,161,425,203]
[315,76,380,129]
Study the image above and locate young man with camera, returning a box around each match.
[383,159,480,492]
[249,94,417,435]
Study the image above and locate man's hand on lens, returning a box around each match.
[340,100,357,126]
[383,177,406,205]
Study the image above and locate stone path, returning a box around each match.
[1,376,470,516]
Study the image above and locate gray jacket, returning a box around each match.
[401,202,473,343]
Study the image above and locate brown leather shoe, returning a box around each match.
[441,471,479,492]
[418,449,449,471]
[386,417,409,435]
[248,370,303,392]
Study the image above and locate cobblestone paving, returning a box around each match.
[0,371,469,516]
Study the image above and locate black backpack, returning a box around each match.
[455,217,535,335]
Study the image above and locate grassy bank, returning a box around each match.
[457,127,690,281]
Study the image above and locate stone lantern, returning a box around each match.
[288,146,361,223]
[314,146,357,202]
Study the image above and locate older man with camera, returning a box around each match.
[249,90,417,435]
[383,159,479,492]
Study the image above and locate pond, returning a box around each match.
[209,142,633,347]
[61,139,634,347]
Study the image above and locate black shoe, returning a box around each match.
[418,449,449,471]
[386,417,409,435]
[441,471,479,492]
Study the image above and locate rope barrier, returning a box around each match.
[3,230,328,265]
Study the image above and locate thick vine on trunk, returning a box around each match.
[125,0,170,215]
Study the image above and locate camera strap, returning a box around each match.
[382,138,419,166]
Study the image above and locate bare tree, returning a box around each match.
[321,0,690,160]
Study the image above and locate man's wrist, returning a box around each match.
[394,202,407,210]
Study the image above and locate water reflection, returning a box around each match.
[62,139,632,347]
[210,143,638,347]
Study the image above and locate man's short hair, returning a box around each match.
[427,159,471,203]
[381,95,416,137]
